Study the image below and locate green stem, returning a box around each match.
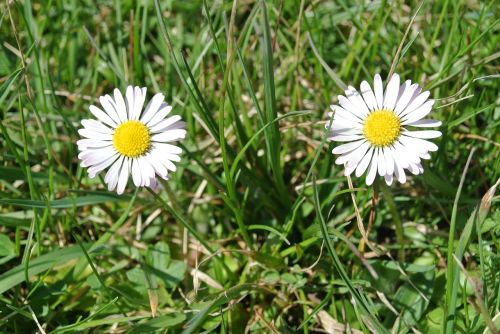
[380,182,405,262]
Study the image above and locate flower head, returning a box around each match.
[327,74,441,186]
[77,86,186,194]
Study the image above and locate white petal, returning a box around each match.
[78,128,113,141]
[383,148,394,176]
[402,100,435,124]
[365,149,379,186]
[147,104,172,127]
[149,115,183,133]
[377,148,386,176]
[88,153,119,178]
[400,91,430,118]
[117,158,130,194]
[419,152,431,160]
[77,139,112,150]
[146,151,168,179]
[141,93,165,124]
[105,156,124,191]
[383,74,400,110]
[355,147,373,177]
[89,105,117,128]
[399,135,439,152]
[330,105,363,124]
[100,95,122,124]
[394,158,406,184]
[151,129,187,143]
[332,140,366,155]
[345,86,370,117]
[331,128,362,136]
[131,158,142,187]
[114,88,128,121]
[125,86,135,120]
[79,146,116,165]
[133,87,147,121]
[153,143,183,155]
[373,74,384,109]
[404,130,442,139]
[162,158,177,172]
[407,162,420,175]
[81,119,113,134]
[338,95,364,120]
[138,157,155,186]
[335,141,370,166]
[394,82,418,114]
[406,119,442,127]
[394,141,421,165]
[328,119,363,132]
[360,81,378,111]
[328,134,364,142]
[344,163,357,176]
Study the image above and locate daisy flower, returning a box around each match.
[77,86,186,194]
[327,73,441,186]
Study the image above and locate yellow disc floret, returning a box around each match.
[113,120,151,157]
[363,109,401,147]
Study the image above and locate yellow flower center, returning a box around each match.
[363,110,401,147]
[112,120,151,157]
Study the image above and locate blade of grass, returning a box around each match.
[312,177,389,334]
[443,148,475,334]
[260,0,290,207]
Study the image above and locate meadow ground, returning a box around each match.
[0,0,499,333]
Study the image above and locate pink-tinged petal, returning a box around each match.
[384,173,394,186]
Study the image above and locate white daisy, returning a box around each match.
[77,86,186,194]
[327,73,441,186]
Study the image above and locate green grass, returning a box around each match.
[0,0,499,333]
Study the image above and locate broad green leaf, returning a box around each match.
[0,233,15,257]
[0,195,126,209]
[129,313,187,333]
[0,245,85,294]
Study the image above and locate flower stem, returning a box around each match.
[379,182,405,262]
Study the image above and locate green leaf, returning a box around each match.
[388,270,435,333]
[378,260,435,273]
[0,166,63,182]
[0,233,15,257]
[129,313,187,333]
[146,241,171,273]
[0,195,126,209]
[0,245,86,294]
